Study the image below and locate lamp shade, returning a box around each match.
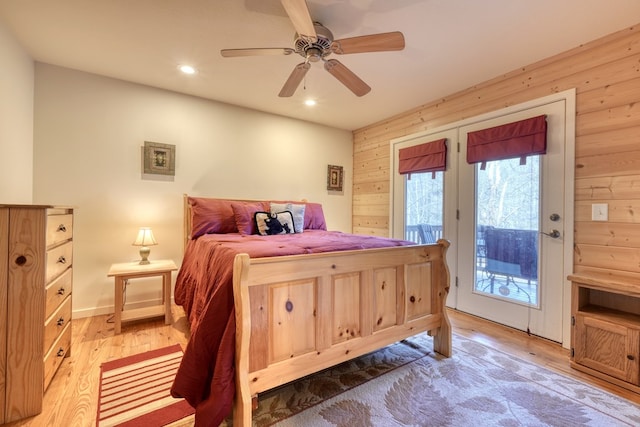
[132,227,157,265]
[132,227,158,247]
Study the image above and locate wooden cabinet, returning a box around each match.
[0,205,73,424]
[570,274,640,393]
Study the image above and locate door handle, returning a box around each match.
[541,229,561,238]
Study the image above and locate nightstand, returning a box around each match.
[107,259,178,334]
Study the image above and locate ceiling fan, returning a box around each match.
[220,0,405,97]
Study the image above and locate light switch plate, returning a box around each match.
[592,203,608,221]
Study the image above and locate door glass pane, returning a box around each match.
[404,171,443,244]
[474,156,540,307]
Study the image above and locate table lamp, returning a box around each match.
[132,227,157,264]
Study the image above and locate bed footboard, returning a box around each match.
[232,240,451,426]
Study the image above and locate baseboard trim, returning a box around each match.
[73,297,176,319]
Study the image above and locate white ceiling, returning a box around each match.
[1,0,639,131]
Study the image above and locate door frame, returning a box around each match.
[390,89,575,347]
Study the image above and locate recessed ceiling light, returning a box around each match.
[304,99,317,106]
[179,65,196,75]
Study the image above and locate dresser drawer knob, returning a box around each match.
[57,224,67,233]
[57,287,66,295]
[56,348,65,357]
[57,256,67,264]
[57,317,65,326]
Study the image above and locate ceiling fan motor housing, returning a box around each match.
[294,22,333,61]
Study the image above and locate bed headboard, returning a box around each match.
[183,194,193,252]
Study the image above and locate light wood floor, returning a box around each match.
[5,307,640,426]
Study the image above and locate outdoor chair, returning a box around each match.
[480,227,538,298]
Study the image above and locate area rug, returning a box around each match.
[99,335,640,426]
[227,333,640,426]
[97,344,194,427]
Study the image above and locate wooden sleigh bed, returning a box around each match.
[170,195,452,426]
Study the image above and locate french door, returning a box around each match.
[392,127,459,286]
[392,91,575,344]
[457,100,568,342]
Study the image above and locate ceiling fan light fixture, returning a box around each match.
[179,64,196,75]
[304,99,317,106]
[306,47,322,62]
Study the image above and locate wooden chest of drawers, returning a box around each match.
[0,205,73,423]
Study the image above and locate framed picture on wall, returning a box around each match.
[327,164,343,191]
[143,141,176,176]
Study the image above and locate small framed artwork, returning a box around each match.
[143,141,175,176]
[327,164,343,191]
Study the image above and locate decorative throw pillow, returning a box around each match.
[304,202,327,230]
[231,201,270,235]
[270,202,305,233]
[254,211,295,236]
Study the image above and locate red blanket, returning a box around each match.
[170,230,413,425]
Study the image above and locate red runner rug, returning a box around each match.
[97,344,194,427]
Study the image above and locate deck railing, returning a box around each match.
[405,224,443,244]
[406,224,537,281]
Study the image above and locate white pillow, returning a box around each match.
[271,202,305,233]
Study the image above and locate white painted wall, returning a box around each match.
[0,21,33,203]
[33,63,353,318]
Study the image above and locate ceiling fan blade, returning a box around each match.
[331,31,405,54]
[280,0,317,41]
[324,59,371,97]
[221,48,295,57]
[279,62,311,97]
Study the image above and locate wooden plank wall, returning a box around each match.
[352,23,640,280]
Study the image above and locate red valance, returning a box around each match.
[399,138,447,175]
[467,115,547,168]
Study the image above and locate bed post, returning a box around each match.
[233,253,252,427]
[433,239,452,357]
[183,194,191,253]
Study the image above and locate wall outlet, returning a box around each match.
[591,203,608,221]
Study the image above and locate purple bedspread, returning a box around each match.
[170,230,413,425]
